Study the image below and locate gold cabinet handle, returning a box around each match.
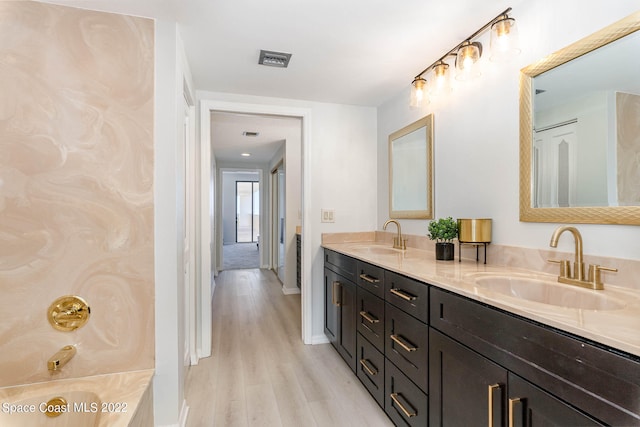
[359,358,378,376]
[508,397,522,427]
[390,393,416,418]
[359,273,380,283]
[390,334,417,352]
[359,311,379,324]
[390,288,417,301]
[332,281,341,307]
[488,384,501,427]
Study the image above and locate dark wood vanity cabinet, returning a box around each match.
[356,332,385,407]
[324,250,358,372]
[385,302,428,393]
[325,249,640,426]
[357,285,385,351]
[429,329,602,426]
[357,261,385,298]
[430,287,638,426]
[429,328,508,427]
[385,358,428,426]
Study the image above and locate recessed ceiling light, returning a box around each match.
[258,50,292,68]
[243,131,259,137]
[241,153,251,157]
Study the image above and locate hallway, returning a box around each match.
[184,269,392,426]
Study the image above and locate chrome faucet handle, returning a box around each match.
[587,264,617,290]
[548,259,571,278]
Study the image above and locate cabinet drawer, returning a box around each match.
[357,288,385,352]
[385,358,428,427]
[384,270,428,323]
[385,303,428,393]
[324,249,357,282]
[356,333,385,409]
[357,261,384,298]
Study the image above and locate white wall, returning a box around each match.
[198,91,377,342]
[377,0,640,261]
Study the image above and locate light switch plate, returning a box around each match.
[321,209,335,223]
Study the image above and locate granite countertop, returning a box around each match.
[323,241,640,358]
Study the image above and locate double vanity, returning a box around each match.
[323,239,640,426]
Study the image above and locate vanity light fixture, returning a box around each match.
[430,60,451,97]
[409,7,519,107]
[490,14,520,61]
[410,76,427,108]
[455,41,482,81]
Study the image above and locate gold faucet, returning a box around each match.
[383,219,406,250]
[48,345,76,371]
[549,226,616,290]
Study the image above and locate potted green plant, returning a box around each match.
[427,216,458,261]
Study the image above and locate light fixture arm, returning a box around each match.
[412,7,512,79]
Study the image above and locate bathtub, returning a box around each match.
[0,369,154,427]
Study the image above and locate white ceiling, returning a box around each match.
[42,0,518,163]
[210,112,301,164]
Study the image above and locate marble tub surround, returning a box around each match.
[322,238,640,357]
[0,369,154,427]
[0,2,154,387]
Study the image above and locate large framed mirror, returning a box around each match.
[389,114,434,219]
[520,11,640,225]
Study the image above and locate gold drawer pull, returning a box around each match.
[332,281,341,307]
[508,397,522,427]
[359,311,380,324]
[359,358,378,376]
[390,393,416,418]
[488,384,501,427]
[359,273,380,283]
[390,288,417,301]
[390,334,417,352]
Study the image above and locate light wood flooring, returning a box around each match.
[184,268,392,427]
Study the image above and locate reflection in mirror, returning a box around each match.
[389,115,434,219]
[532,30,640,208]
[520,11,640,224]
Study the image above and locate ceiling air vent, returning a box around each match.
[243,131,259,137]
[259,50,292,68]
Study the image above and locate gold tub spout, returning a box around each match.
[48,345,76,371]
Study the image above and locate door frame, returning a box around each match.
[199,100,312,344]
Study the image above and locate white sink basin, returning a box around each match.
[351,246,404,256]
[471,273,625,311]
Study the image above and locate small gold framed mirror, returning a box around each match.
[389,114,434,219]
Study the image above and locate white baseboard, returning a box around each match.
[310,334,330,345]
[282,286,301,295]
[156,400,188,427]
[178,400,189,427]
